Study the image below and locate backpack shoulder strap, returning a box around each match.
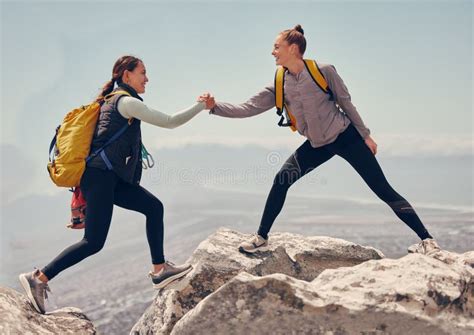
[103,90,131,102]
[274,66,297,132]
[103,90,134,125]
[303,59,332,96]
[85,121,131,164]
[274,66,285,111]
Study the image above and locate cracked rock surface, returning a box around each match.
[0,286,96,334]
[131,228,385,334]
[132,228,473,335]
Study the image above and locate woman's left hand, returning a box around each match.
[365,135,378,155]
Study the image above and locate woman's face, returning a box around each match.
[272,34,296,67]
[123,61,148,94]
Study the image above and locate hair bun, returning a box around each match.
[294,24,304,35]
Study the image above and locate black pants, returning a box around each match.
[42,167,165,280]
[257,124,433,241]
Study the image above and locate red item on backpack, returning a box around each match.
[68,187,86,229]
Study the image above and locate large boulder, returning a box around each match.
[131,228,384,334]
[171,250,474,335]
[0,286,96,334]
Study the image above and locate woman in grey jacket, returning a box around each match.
[205,25,440,256]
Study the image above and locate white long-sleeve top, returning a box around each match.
[117,96,205,129]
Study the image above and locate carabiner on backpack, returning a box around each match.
[276,107,292,128]
[276,104,297,132]
[141,144,155,169]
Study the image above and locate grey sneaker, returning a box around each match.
[19,269,51,314]
[238,234,269,254]
[149,261,192,289]
[407,238,441,255]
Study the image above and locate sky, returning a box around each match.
[0,0,473,283]
[0,0,473,197]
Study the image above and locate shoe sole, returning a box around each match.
[238,245,269,254]
[19,274,43,314]
[153,267,192,289]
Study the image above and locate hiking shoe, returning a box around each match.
[149,261,192,289]
[407,238,441,255]
[238,234,269,254]
[19,269,51,314]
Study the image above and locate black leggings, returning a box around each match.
[42,167,165,280]
[257,124,433,241]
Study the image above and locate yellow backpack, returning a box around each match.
[275,59,334,132]
[47,91,131,187]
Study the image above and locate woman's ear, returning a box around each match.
[122,70,130,84]
[290,44,298,56]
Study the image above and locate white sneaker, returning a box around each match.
[407,238,441,255]
[148,261,192,289]
[238,234,269,254]
[19,269,51,314]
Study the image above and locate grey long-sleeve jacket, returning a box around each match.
[210,63,370,148]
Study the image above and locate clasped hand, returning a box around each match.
[197,92,216,109]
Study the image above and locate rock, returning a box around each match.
[0,286,96,334]
[131,228,384,334]
[172,251,474,335]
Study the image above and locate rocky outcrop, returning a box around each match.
[5,228,471,334]
[0,286,96,334]
[172,250,474,335]
[131,228,384,334]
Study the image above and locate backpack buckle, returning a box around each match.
[276,107,293,128]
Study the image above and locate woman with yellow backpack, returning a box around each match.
[19,55,214,314]
[205,25,441,256]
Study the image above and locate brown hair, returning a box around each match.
[96,55,143,103]
[280,24,306,55]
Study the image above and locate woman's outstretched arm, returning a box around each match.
[209,85,275,118]
[117,97,206,129]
